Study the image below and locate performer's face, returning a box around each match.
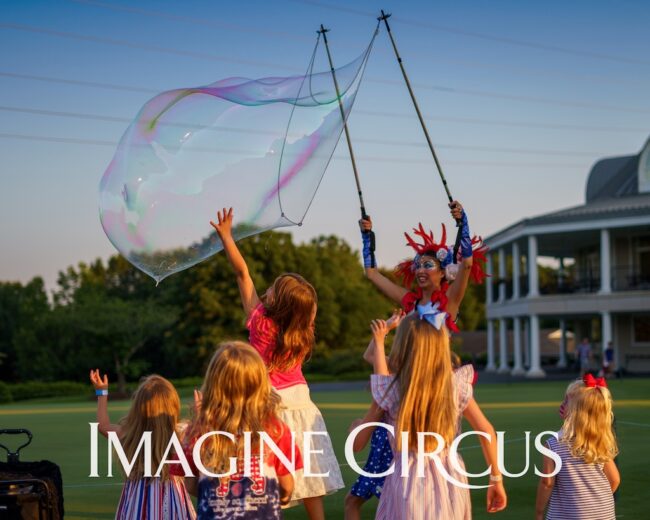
[413,255,443,289]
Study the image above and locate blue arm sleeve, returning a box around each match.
[460,211,473,259]
[362,230,376,268]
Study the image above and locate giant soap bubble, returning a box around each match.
[99,36,375,283]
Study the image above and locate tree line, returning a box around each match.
[0,231,486,391]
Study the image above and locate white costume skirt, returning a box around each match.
[275,384,344,507]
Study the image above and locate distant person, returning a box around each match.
[89,370,197,519]
[180,342,302,519]
[369,312,507,518]
[211,208,344,520]
[536,375,620,520]
[602,341,615,379]
[576,337,593,376]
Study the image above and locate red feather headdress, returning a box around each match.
[395,222,489,288]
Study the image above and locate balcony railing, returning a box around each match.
[612,266,650,291]
[539,276,600,295]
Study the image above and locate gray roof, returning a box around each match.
[487,137,650,243]
[586,154,639,202]
[488,192,650,242]
[523,192,650,226]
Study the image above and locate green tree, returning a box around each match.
[0,278,49,381]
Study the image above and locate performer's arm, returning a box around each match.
[210,207,260,317]
[360,217,409,305]
[446,201,473,320]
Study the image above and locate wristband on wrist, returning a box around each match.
[489,474,502,482]
[95,389,108,397]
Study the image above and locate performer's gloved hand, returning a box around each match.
[449,201,472,258]
[359,217,376,268]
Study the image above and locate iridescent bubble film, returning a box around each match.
[99,44,372,283]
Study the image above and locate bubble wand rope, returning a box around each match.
[379,9,462,260]
[318,24,369,222]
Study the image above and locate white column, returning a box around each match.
[528,235,539,297]
[486,320,497,371]
[601,311,612,360]
[557,319,567,368]
[498,248,506,302]
[523,318,530,368]
[486,253,494,304]
[512,242,521,300]
[600,229,611,294]
[498,318,510,373]
[527,315,546,378]
[511,317,525,375]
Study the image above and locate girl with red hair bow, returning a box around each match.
[536,375,620,520]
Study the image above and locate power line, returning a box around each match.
[0,23,302,72]
[68,0,644,88]
[3,23,650,114]
[352,109,645,133]
[0,105,621,157]
[69,0,314,44]
[289,0,650,66]
[0,72,646,133]
[0,132,588,168]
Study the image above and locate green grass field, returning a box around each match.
[1,378,648,519]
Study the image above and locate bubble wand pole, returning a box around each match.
[378,10,462,261]
[378,10,455,205]
[318,24,369,221]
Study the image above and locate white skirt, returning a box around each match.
[275,384,344,508]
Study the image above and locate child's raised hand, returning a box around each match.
[193,388,203,415]
[89,369,108,390]
[210,207,234,238]
[386,309,405,331]
[487,481,507,513]
[370,319,389,345]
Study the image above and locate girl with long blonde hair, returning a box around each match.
[183,341,302,519]
[210,208,344,520]
[535,375,620,520]
[89,371,196,519]
[369,312,507,519]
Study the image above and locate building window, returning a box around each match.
[636,236,650,282]
[632,315,650,345]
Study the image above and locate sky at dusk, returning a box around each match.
[1,0,649,290]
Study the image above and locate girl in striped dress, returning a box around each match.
[369,312,507,520]
[535,375,620,520]
[89,370,196,520]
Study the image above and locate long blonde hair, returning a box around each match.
[263,273,317,372]
[118,375,180,480]
[560,379,618,464]
[388,313,457,452]
[187,341,282,474]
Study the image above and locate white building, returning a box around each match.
[485,138,650,377]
